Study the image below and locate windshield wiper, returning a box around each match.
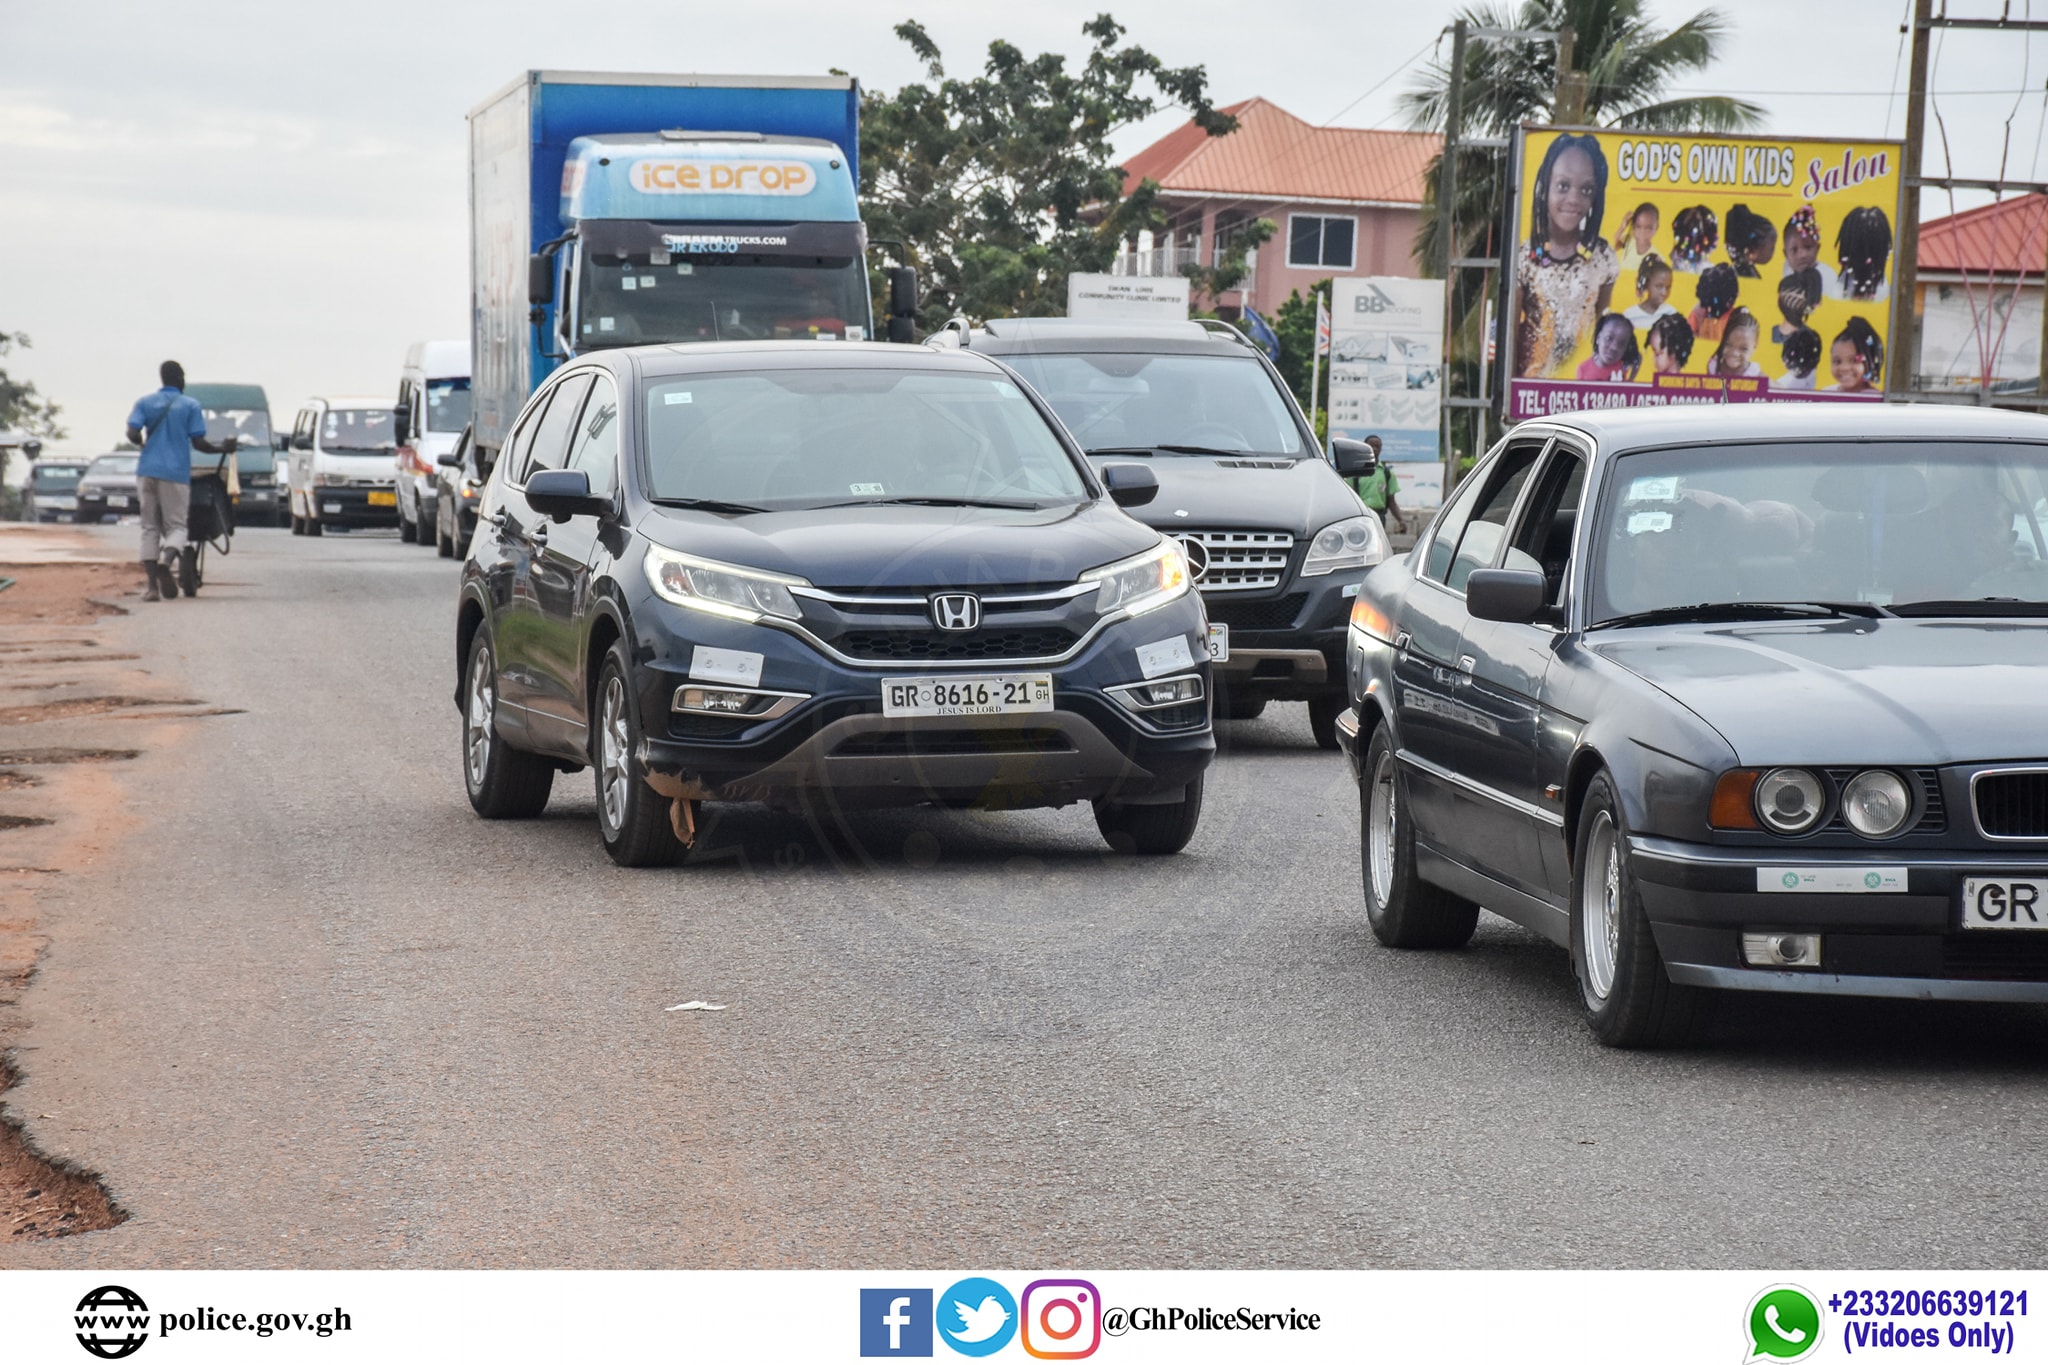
[1889,597,2048,617]
[649,496,767,515]
[814,496,1043,510]
[1590,600,1893,630]
[1086,444,1254,458]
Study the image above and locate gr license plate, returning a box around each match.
[367,490,397,507]
[881,674,1054,718]
[1960,878,2048,930]
[321,501,343,514]
[1206,623,1230,662]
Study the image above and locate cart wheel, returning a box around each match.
[179,544,202,596]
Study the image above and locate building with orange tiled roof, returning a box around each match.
[1914,194,2045,393]
[1114,98,1439,318]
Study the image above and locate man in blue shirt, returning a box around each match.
[124,360,232,601]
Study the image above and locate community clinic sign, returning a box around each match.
[1506,125,1904,421]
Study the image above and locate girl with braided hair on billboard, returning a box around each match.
[1781,206,1837,295]
[1773,267,1823,345]
[1827,317,1884,392]
[1577,313,1642,381]
[1613,201,1659,276]
[1688,263,1740,344]
[1778,325,1822,390]
[1724,204,1779,278]
[1670,205,1719,272]
[1647,312,1694,376]
[1515,132,1618,377]
[1707,307,1764,378]
[1835,207,1893,301]
[1623,254,1678,330]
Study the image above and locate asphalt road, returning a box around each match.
[5,525,2048,1269]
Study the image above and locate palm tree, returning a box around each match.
[1405,0,1765,274]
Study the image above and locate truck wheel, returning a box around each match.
[462,632,553,819]
[1571,773,1703,1048]
[1308,696,1345,751]
[1361,726,1479,948]
[594,642,689,867]
[1094,774,1203,855]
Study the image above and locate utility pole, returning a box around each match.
[1891,0,1932,401]
[1438,19,1467,503]
[1553,27,1583,126]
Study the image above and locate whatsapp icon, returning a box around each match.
[1745,1285,1823,1362]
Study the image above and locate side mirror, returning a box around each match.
[886,267,918,344]
[524,467,609,522]
[1330,437,1379,479]
[1101,463,1158,508]
[393,401,412,439]
[1465,568,1548,624]
[436,449,463,468]
[528,253,555,306]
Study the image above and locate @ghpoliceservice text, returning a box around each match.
[1101,1304,1322,1336]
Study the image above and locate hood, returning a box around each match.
[636,498,1161,591]
[1084,454,1359,537]
[1590,618,2048,764]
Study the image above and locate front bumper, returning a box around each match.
[1201,569,1363,701]
[1631,835,2048,1002]
[627,594,1216,812]
[311,486,399,526]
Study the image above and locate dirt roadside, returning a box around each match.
[0,525,216,1241]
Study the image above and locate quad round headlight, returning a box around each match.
[1755,768,1825,833]
[1841,769,1913,838]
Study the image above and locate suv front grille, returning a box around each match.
[1175,529,1293,592]
[1975,769,2048,839]
[837,628,1078,663]
[832,728,1076,757]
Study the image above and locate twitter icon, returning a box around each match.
[935,1277,1018,1357]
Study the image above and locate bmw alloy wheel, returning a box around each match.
[1580,810,1621,1000]
[599,673,632,834]
[1367,746,1397,907]
[466,647,495,790]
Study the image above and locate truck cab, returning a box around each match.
[185,382,287,527]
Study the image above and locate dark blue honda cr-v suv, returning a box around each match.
[455,342,1215,865]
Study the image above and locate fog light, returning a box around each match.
[1136,677,1202,706]
[678,687,753,713]
[1742,932,1823,968]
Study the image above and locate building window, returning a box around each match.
[1287,214,1356,270]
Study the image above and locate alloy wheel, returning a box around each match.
[1367,747,1397,907]
[599,674,632,834]
[465,648,495,789]
[1580,810,1621,1000]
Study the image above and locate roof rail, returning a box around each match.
[935,316,974,349]
[1194,318,1255,347]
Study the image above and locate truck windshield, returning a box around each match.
[32,466,83,491]
[202,408,276,472]
[425,379,471,433]
[640,369,1086,511]
[324,409,396,452]
[1002,352,1309,457]
[578,257,868,346]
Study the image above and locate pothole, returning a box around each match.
[13,655,140,665]
[0,749,140,766]
[0,697,206,726]
[0,774,41,790]
[0,816,53,832]
[0,1059,125,1240]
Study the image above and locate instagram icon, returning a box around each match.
[1020,1279,1102,1360]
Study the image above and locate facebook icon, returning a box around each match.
[860,1288,934,1356]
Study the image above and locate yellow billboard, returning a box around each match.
[1506,126,1903,420]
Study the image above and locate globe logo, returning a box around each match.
[1782,872,1800,889]
[75,1285,150,1359]
[1865,872,1883,889]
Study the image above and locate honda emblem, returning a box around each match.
[930,593,981,631]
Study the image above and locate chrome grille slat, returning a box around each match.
[1175,528,1293,593]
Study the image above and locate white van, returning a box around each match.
[286,396,400,535]
[394,340,472,546]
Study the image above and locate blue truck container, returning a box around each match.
[467,71,899,459]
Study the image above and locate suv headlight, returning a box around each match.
[644,546,806,623]
[1301,514,1388,577]
[1082,539,1190,618]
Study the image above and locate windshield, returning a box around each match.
[577,257,868,346]
[1595,441,2048,621]
[641,370,1087,511]
[1001,352,1308,456]
[87,455,138,477]
[202,407,276,472]
[32,466,83,490]
[425,378,471,433]
[323,408,396,453]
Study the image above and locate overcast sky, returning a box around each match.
[5,0,2042,452]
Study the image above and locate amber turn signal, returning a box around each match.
[1349,597,1391,640]
[1710,769,1762,830]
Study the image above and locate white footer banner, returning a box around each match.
[0,1270,2037,1362]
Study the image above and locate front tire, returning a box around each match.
[462,631,553,819]
[1094,774,1204,855]
[436,511,455,557]
[1308,695,1345,751]
[1221,692,1266,721]
[1361,725,1479,948]
[594,642,688,867]
[1571,774,1703,1047]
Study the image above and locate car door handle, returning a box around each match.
[1458,654,1477,673]
[1394,631,1412,652]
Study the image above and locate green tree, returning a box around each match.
[862,14,1237,326]
[1182,218,1274,311]
[0,331,65,513]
